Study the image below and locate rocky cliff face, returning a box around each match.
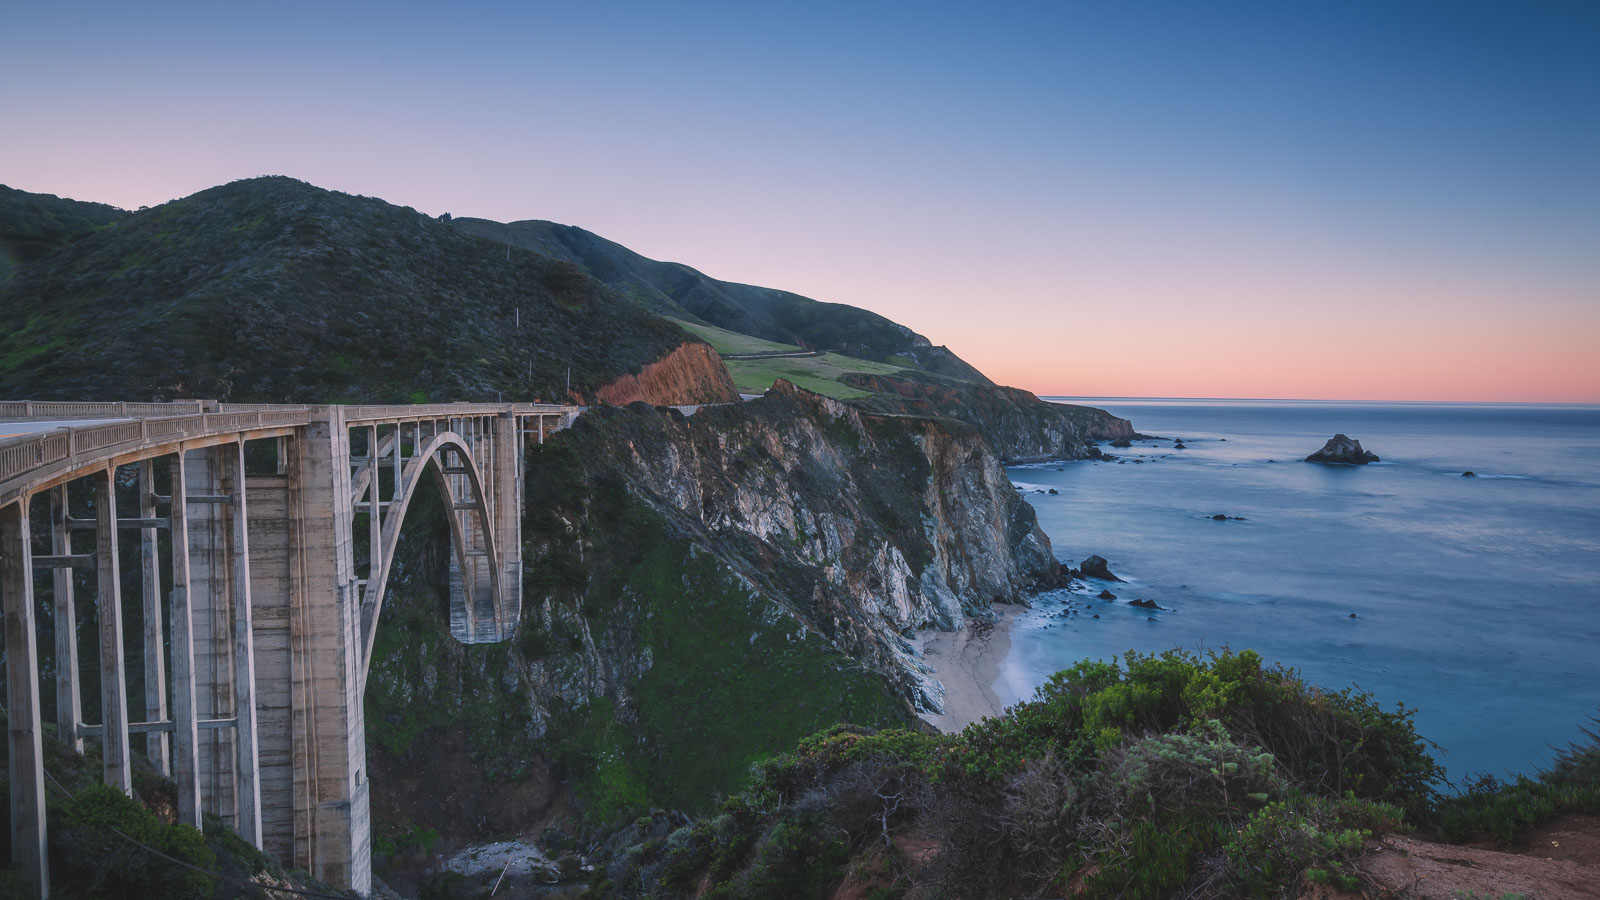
[844,371,1134,462]
[590,341,741,406]
[568,380,1057,706]
[364,381,1058,838]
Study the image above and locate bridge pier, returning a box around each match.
[286,411,371,894]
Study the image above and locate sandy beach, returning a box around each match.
[916,604,1022,733]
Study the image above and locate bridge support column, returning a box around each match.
[48,486,82,754]
[93,467,133,796]
[494,412,522,636]
[288,411,370,895]
[224,442,263,848]
[138,460,169,774]
[187,448,237,823]
[2,499,49,898]
[246,466,296,863]
[169,450,204,827]
[181,444,263,847]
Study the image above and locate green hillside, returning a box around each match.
[452,217,993,383]
[0,178,699,403]
[0,184,129,285]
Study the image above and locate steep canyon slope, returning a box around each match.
[364,381,1060,840]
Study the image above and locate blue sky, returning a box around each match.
[5,1,1597,399]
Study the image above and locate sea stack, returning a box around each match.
[1080,554,1123,581]
[1305,434,1380,465]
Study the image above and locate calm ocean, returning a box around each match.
[1003,398,1600,782]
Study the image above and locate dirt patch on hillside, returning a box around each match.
[1351,815,1600,899]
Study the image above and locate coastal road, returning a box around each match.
[0,418,129,440]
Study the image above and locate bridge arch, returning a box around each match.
[356,429,502,687]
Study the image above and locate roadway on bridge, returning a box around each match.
[0,418,128,440]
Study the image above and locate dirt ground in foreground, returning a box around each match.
[1344,814,1600,899]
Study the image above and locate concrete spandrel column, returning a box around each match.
[224,442,263,848]
[49,486,82,754]
[2,499,49,898]
[246,458,297,864]
[186,447,236,822]
[138,459,169,774]
[94,466,133,796]
[493,412,522,640]
[168,450,203,828]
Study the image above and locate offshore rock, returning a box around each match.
[1306,434,1380,465]
[1080,554,1123,582]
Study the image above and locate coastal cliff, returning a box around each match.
[364,381,1057,841]
[591,341,741,406]
[844,371,1134,461]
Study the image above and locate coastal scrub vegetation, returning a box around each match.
[0,710,328,899]
[582,653,1600,899]
[1436,715,1600,845]
[586,649,1438,899]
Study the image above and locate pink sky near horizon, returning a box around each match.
[6,163,1597,405]
[3,3,1597,404]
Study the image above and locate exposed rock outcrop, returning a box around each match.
[843,370,1134,462]
[1306,433,1380,464]
[557,380,1058,710]
[591,341,740,406]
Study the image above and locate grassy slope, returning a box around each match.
[669,317,802,355]
[0,178,696,402]
[725,354,907,399]
[452,216,993,383]
[670,318,913,399]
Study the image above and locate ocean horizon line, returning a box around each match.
[1039,395,1600,409]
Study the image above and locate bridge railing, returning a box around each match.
[337,402,576,423]
[0,408,314,495]
[0,400,211,419]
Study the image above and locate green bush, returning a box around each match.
[52,783,216,899]
[590,650,1444,898]
[1438,715,1600,845]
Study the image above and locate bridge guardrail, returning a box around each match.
[0,408,314,495]
[337,402,576,423]
[0,400,212,419]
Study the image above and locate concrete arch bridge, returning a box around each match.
[0,400,579,897]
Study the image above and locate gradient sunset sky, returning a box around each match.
[4,1,1597,402]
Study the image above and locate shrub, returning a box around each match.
[1438,713,1600,845]
[52,783,217,899]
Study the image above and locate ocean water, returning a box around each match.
[1000,398,1600,782]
